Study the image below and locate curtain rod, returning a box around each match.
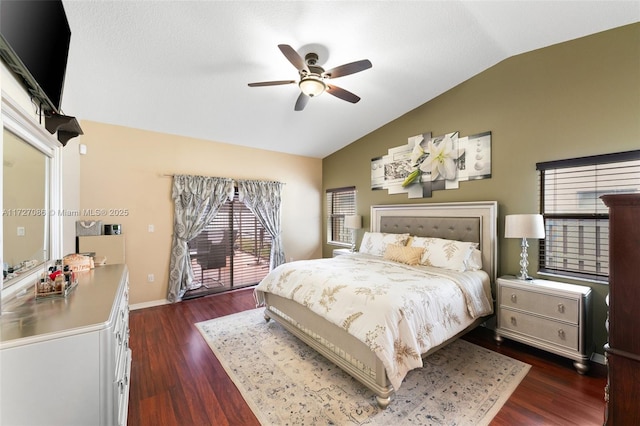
[159,173,284,185]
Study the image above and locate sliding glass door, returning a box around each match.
[184,192,272,299]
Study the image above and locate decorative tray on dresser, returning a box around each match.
[495,275,592,373]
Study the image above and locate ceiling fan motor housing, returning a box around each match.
[305,52,320,66]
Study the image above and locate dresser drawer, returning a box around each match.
[499,308,579,351]
[115,348,132,426]
[112,285,130,379]
[500,285,579,323]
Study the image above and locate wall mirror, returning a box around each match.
[2,93,62,291]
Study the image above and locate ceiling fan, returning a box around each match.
[248,44,372,111]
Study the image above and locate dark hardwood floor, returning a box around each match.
[128,287,607,425]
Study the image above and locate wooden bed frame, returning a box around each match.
[262,201,498,408]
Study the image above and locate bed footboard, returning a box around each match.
[262,292,394,408]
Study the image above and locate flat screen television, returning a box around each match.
[0,0,71,113]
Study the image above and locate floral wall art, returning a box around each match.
[371,131,491,198]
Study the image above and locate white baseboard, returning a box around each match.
[130,299,170,310]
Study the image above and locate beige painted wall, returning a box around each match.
[78,121,322,305]
[323,23,640,355]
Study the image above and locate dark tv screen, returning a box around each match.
[0,0,71,112]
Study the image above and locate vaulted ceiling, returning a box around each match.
[61,1,639,158]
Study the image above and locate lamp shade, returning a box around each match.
[505,214,545,239]
[344,215,362,230]
[299,76,326,97]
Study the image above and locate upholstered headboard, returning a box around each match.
[379,216,481,244]
[370,202,498,283]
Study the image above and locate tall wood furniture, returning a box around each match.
[495,275,592,373]
[601,194,640,425]
[0,264,131,426]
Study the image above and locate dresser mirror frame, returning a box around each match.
[2,92,63,295]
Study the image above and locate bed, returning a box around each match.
[254,201,498,408]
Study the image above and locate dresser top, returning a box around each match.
[499,275,592,296]
[1,264,128,348]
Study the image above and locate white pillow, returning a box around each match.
[465,248,483,271]
[359,232,410,257]
[410,236,479,271]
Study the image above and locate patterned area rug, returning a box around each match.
[196,308,530,426]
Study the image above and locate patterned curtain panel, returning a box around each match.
[167,175,234,302]
[238,180,285,270]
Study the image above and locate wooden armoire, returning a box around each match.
[601,194,640,425]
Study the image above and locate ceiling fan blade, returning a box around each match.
[294,92,310,111]
[323,59,372,79]
[326,85,361,103]
[278,44,308,72]
[248,80,296,87]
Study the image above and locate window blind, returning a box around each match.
[189,191,271,293]
[326,186,356,246]
[537,150,640,282]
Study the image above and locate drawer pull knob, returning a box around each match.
[510,316,517,326]
[510,294,517,303]
[558,329,565,339]
[557,303,565,313]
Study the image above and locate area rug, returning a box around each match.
[196,308,530,426]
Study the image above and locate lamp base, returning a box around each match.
[515,272,534,281]
[350,229,357,252]
[517,238,532,280]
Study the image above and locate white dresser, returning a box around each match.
[0,264,131,426]
[495,275,592,373]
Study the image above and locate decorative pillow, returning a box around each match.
[383,244,424,266]
[465,248,483,271]
[410,236,479,271]
[359,232,410,257]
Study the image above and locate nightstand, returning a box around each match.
[332,248,352,257]
[495,275,593,374]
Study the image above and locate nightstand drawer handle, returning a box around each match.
[557,303,565,313]
[510,316,517,326]
[510,294,517,303]
[558,329,565,339]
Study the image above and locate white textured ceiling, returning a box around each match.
[60,1,639,158]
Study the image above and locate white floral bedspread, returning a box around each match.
[254,253,493,391]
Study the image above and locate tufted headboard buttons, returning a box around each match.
[379,216,481,244]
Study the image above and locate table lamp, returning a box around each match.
[505,214,545,280]
[344,215,362,252]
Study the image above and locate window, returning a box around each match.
[326,186,356,246]
[537,150,640,282]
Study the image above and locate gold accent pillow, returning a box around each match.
[383,244,424,266]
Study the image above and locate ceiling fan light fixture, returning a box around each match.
[299,76,326,97]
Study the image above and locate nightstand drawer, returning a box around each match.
[500,285,579,323]
[499,309,579,351]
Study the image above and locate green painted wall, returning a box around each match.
[322,23,640,356]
